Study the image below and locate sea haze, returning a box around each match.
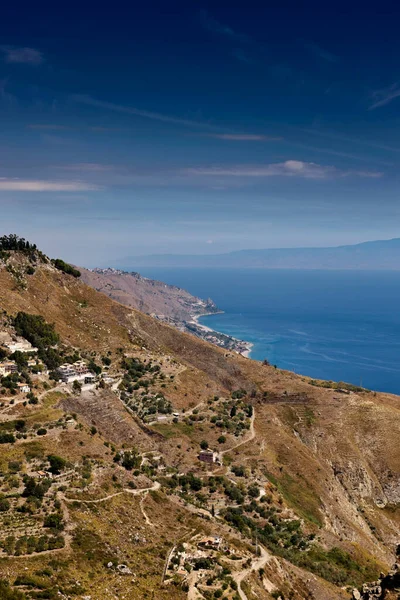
[126,268,400,395]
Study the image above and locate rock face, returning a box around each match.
[352,557,400,599]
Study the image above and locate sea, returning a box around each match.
[130,268,400,395]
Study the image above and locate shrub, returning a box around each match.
[51,259,81,278]
[0,578,26,599]
[0,494,10,512]
[0,432,15,444]
[43,513,64,531]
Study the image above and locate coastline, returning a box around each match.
[191,313,254,358]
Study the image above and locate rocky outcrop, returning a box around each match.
[352,555,400,599]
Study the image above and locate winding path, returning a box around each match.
[233,544,271,600]
[219,408,256,458]
[63,481,160,504]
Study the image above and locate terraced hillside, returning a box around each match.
[0,241,399,600]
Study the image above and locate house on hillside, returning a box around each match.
[4,338,38,353]
[17,383,30,394]
[198,536,222,551]
[198,449,215,464]
[0,361,18,375]
[57,361,95,384]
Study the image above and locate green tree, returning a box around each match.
[72,380,82,394]
[0,494,10,512]
[47,454,66,475]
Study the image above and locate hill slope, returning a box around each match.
[0,244,399,600]
[79,266,218,320]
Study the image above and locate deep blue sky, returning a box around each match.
[1,0,400,264]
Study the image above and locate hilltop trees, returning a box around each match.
[0,234,38,253]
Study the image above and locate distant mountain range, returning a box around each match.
[113,238,400,270]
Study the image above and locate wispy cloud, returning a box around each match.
[205,133,282,141]
[296,126,400,154]
[231,49,253,64]
[55,163,114,172]
[184,160,382,179]
[89,126,124,132]
[0,178,100,191]
[304,41,339,63]
[72,94,218,130]
[369,83,400,110]
[199,10,250,43]
[27,123,124,133]
[28,124,71,130]
[1,46,44,65]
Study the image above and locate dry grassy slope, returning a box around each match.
[1,260,400,595]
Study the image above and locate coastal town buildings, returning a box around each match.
[57,361,95,384]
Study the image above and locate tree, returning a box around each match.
[47,454,66,475]
[51,258,81,278]
[43,512,64,530]
[72,380,82,394]
[200,440,209,450]
[230,405,237,418]
[217,435,226,444]
[0,494,10,512]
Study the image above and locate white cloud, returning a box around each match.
[369,83,400,110]
[1,46,44,65]
[0,179,100,191]
[184,160,383,179]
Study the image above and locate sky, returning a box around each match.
[1,0,400,265]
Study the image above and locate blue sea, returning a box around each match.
[132,268,400,395]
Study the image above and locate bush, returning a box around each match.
[0,432,15,444]
[43,513,64,531]
[37,428,47,436]
[51,259,81,278]
[72,380,82,394]
[0,494,10,512]
[0,578,26,600]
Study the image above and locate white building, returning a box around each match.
[5,338,38,353]
[17,383,30,394]
[57,361,95,384]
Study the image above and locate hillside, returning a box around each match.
[79,267,218,321]
[113,237,400,270]
[0,238,399,600]
[79,267,251,355]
